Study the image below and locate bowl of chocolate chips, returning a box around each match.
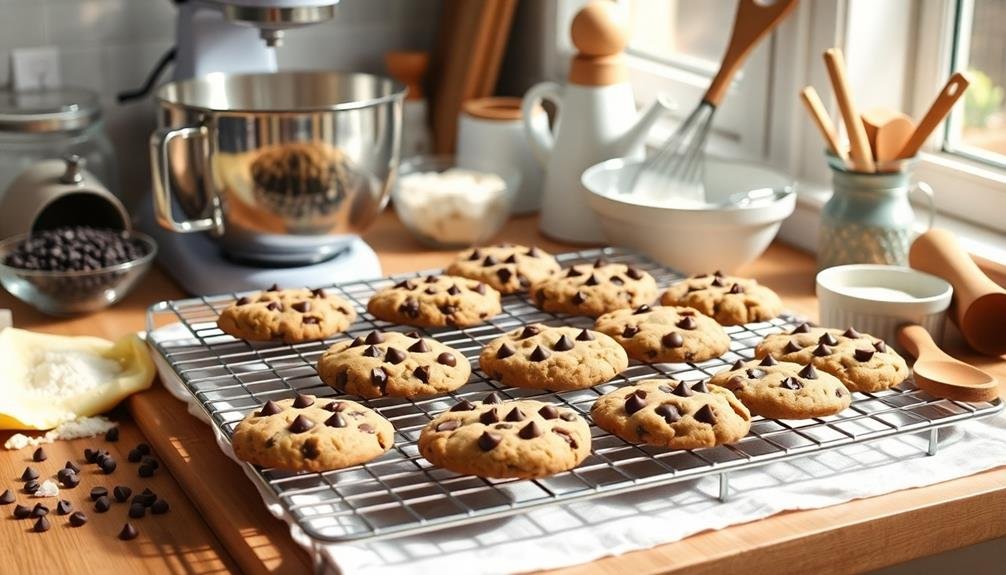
[0,226,156,315]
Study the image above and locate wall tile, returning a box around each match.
[45,0,175,47]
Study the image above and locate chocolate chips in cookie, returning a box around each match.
[218,287,355,343]
[594,305,729,364]
[530,261,658,318]
[446,244,560,294]
[660,271,783,325]
[368,274,501,328]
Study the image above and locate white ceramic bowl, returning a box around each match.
[816,265,953,347]
[581,158,795,273]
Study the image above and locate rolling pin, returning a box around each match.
[909,229,1006,356]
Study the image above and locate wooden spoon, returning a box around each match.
[800,86,849,165]
[896,72,971,159]
[861,107,915,164]
[898,324,999,402]
[823,48,876,172]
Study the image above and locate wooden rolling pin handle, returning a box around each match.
[910,229,1006,356]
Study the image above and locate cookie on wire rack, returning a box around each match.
[446,244,560,294]
[660,270,783,326]
[367,274,501,328]
[594,305,729,364]
[708,356,851,419]
[217,286,355,343]
[529,258,658,318]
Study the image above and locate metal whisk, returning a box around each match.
[631,0,799,202]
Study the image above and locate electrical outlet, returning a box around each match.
[11,47,61,90]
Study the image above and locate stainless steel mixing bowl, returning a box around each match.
[151,71,405,264]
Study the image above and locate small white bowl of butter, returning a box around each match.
[816,265,953,346]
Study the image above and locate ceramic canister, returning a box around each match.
[457,97,545,215]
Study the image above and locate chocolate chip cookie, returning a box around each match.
[530,258,658,317]
[708,357,851,419]
[594,305,730,363]
[446,244,560,294]
[418,394,591,479]
[754,324,909,393]
[660,271,784,325]
[478,324,628,391]
[591,379,751,449]
[367,274,501,328]
[231,395,393,472]
[317,330,471,399]
[217,286,355,343]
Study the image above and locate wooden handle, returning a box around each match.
[823,48,875,172]
[896,72,971,159]
[800,86,848,163]
[897,323,942,360]
[704,0,799,106]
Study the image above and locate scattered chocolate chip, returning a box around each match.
[553,428,578,448]
[854,348,875,362]
[482,255,498,267]
[60,472,79,488]
[843,327,862,338]
[288,415,315,434]
[384,347,407,365]
[21,466,38,481]
[496,343,515,359]
[30,503,48,517]
[874,340,887,353]
[258,400,283,417]
[119,523,138,540]
[572,291,588,305]
[575,329,595,342]
[626,267,643,280]
[566,267,583,278]
[760,355,779,366]
[529,345,551,362]
[661,332,684,348]
[694,404,716,425]
[67,511,87,526]
[129,503,146,518]
[622,325,640,338]
[95,452,108,466]
[32,516,50,533]
[480,409,500,425]
[783,340,802,353]
[655,403,681,423]
[138,464,155,478]
[436,420,460,432]
[65,461,80,473]
[90,487,108,501]
[691,380,710,393]
[56,500,72,515]
[100,457,117,474]
[553,335,575,351]
[483,392,505,404]
[133,490,156,507]
[819,333,839,346]
[624,393,647,415]
[478,431,502,451]
[538,405,559,419]
[113,486,132,503]
[436,352,457,367]
[141,457,158,470]
[136,443,152,456]
[13,504,31,519]
[633,304,651,314]
[94,496,111,513]
[413,365,431,383]
[0,489,13,504]
[151,499,169,515]
[292,394,315,409]
[671,382,694,397]
[730,359,746,370]
[812,344,832,357]
[31,447,47,462]
[23,481,39,494]
[505,407,526,422]
[450,399,476,412]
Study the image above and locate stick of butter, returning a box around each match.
[0,328,155,430]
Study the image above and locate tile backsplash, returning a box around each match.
[0,0,440,206]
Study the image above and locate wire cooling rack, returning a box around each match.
[146,247,1003,543]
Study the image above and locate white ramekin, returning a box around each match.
[816,265,953,348]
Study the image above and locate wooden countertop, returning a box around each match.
[2,212,1004,575]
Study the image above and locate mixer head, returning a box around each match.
[211,0,340,47]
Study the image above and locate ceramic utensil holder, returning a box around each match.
[817,154,935,270]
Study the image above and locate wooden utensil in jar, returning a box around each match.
[898,324,999,402]
[800,86,849,165]
[823,48,876,172]
[861,107,915,164]
[896,72,971,160]
[909,228,1006,356]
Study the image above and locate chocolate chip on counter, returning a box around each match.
[141,457,159,470]
[529,345,551,362]
[99,458,117,474]
[105,427,120,442]
[553,335,575,352]
[874,340,887,353]
[90,487,108,501]
[385,347,407,365]
[483,391,505,404]
[413,365,431,383]
[655,404,681,423]
[138,464,155,478]
[0,489,14,504]
[780,377,803,390]
[783,340,802,353]
[843,327,862,338]
[633,304,651,315]
[671,382,694,397]
[32,516,50,533]
[13,504,31,519]
[119,523,139,540]
[538,405,559,420]
[57,469,74,482]
[790,323,811,334]
[20,467,39,481]
[479,409,500,425]
[691,380,710,393]
[362,345,382,358]
[32,447,47,462]
[113,486,132,502]
[436,352,457,366]
[151,499,169,515]
[575,329,594,342]
[132,493,155,508]
[65,461,81,473]
[436,420,460,432]
[129,503,146,518]
[622,325,639,338]
[759,355,778,366]
[95,451,110,466]
[694,405,717,425]
[661,332,684,348]
[505,407,526,422]
[624,393,647,415]
[798,364,818,379]
[59,472,80,488]
[56,500,72,515]
[408,338,431,353]
[288,415,315,434]
[477,431,502,451]
[496,343,515,359]
[819,332,839,346]
[572,291,587,305]
[30,503,48,517]
[94,497,111,513]
[812,344,832,357]
[854,348,875,362]
[23,480,39,494]
[135,443,151,457]
[450,399,476,412]
[68,511,88,527]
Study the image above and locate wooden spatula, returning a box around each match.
[861,107,915,164]
[898,324,999,403]
[896,72,971,159]
[823,48,875,172]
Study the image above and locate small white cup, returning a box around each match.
[816,265,953,350]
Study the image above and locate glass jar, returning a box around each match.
[0,88,119,204]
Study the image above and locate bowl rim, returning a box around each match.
[816,264,953,307]
[0,230,158,278]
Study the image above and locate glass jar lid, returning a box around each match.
[0,87,102,134]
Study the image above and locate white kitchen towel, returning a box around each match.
[148,325,1006,575]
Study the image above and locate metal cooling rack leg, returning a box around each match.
[718,472,730,502]
[927,428,940,456]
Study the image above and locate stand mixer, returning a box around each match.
[142,0,403,295]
